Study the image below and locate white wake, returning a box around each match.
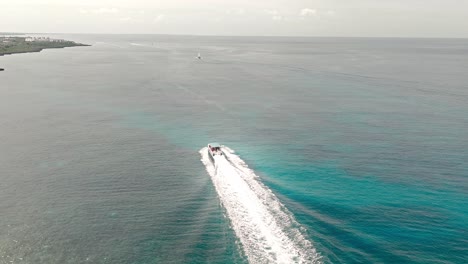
[200,147,321,264]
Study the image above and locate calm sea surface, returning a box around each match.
[1,35,467,263]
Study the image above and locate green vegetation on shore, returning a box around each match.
[0,36,89,56]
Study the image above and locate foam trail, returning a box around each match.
[177,85,226,112]
[94,42,123,48]
[130,42,145,46]
[200,147,321,264]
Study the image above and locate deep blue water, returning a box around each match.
[1,35,467,263]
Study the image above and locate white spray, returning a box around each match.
[200,147,321,264]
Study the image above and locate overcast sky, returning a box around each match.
[1,0,467,37]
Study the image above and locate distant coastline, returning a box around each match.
[0,36,89,57]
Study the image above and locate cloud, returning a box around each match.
[153,14,165,23]
[119,17,132,22]
[226,8,245,15]
[234,8,245,15]
[300,8,317,17]
[79,7,119,15]
[264,9,279,16]
[264,9,284,21]
[272,15,283,21]
[95,8,119,14]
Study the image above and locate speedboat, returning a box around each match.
[207,143,223,161]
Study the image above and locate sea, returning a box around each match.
[0,35,467,264]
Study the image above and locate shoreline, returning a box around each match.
[0,45,89,56]
[0,36,90,57]
[0,36,90,70]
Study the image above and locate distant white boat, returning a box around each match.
[197,52,201,59]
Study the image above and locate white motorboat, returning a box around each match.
[207,143,223,161]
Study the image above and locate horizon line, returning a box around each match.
[1,32,468,40]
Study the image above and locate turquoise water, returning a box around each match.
[1,35,467,263]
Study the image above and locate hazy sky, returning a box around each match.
[1,0,467,37]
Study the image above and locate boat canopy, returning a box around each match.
[208,143,221,148]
